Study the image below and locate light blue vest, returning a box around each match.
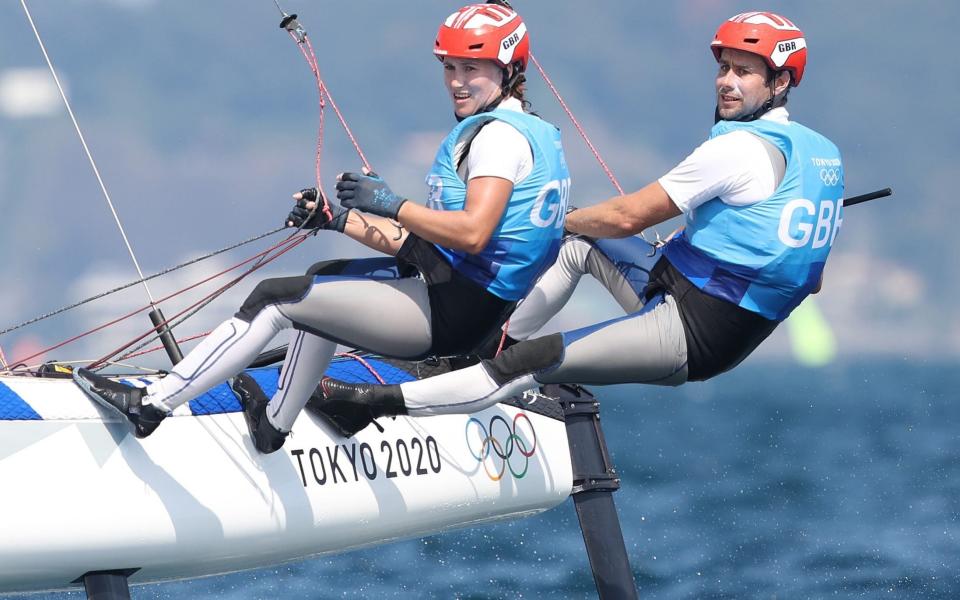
[663,118,844,321]
[425,109,570,301]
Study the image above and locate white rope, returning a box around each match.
[19,0,156,305]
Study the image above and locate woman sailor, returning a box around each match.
[74,3,571,453]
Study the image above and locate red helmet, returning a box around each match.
[711,12,807,86]
[434,4,529,72]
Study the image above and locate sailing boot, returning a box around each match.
[232,372,288,454]
[307,377,407,438]
[73,368,166,438]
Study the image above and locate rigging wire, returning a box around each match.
[88,232,311,370]
[528,54,624,196]
[85,7,378,369]
[275,4,373,174]
[4,3,377,372]
[527,54,660,244]
[6,4,361,370]
[88,5,381,367]
[103,5,379,367]
[19,0,160,304]
[0,225,287,338]
[116,331,211,362]
[3,232,309,370]
[273,3,326,195]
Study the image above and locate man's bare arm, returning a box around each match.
[566,181,681,239]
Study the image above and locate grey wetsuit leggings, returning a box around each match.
[400,236,689,416]
[143,254,507,432]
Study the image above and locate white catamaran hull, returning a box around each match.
[0,369,572,594]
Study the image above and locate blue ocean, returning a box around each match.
[18,360,959,599]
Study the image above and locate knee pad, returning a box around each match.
[236,275,313,323]
[482,333,564,385]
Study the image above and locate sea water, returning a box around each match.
[18,360,960,599]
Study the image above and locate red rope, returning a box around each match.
[495,319,510,357]
[88,234,310,369]
[93,26,371,368]
[307,38,372,173]
[9,19,379,371]
[117,331,211,361]
[9,233,309,368]
[334,351,386,384]
[287,31,373,177]
[529,54,624,196]
[286,30,326,203]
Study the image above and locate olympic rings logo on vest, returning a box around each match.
[465,412,538,481]
[819,168,841,187]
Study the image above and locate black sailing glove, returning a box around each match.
[335,172,407,220]
[286,187,350,232]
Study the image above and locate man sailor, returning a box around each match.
[311,11,846,436]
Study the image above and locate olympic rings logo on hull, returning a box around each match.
[465,413,538,480]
